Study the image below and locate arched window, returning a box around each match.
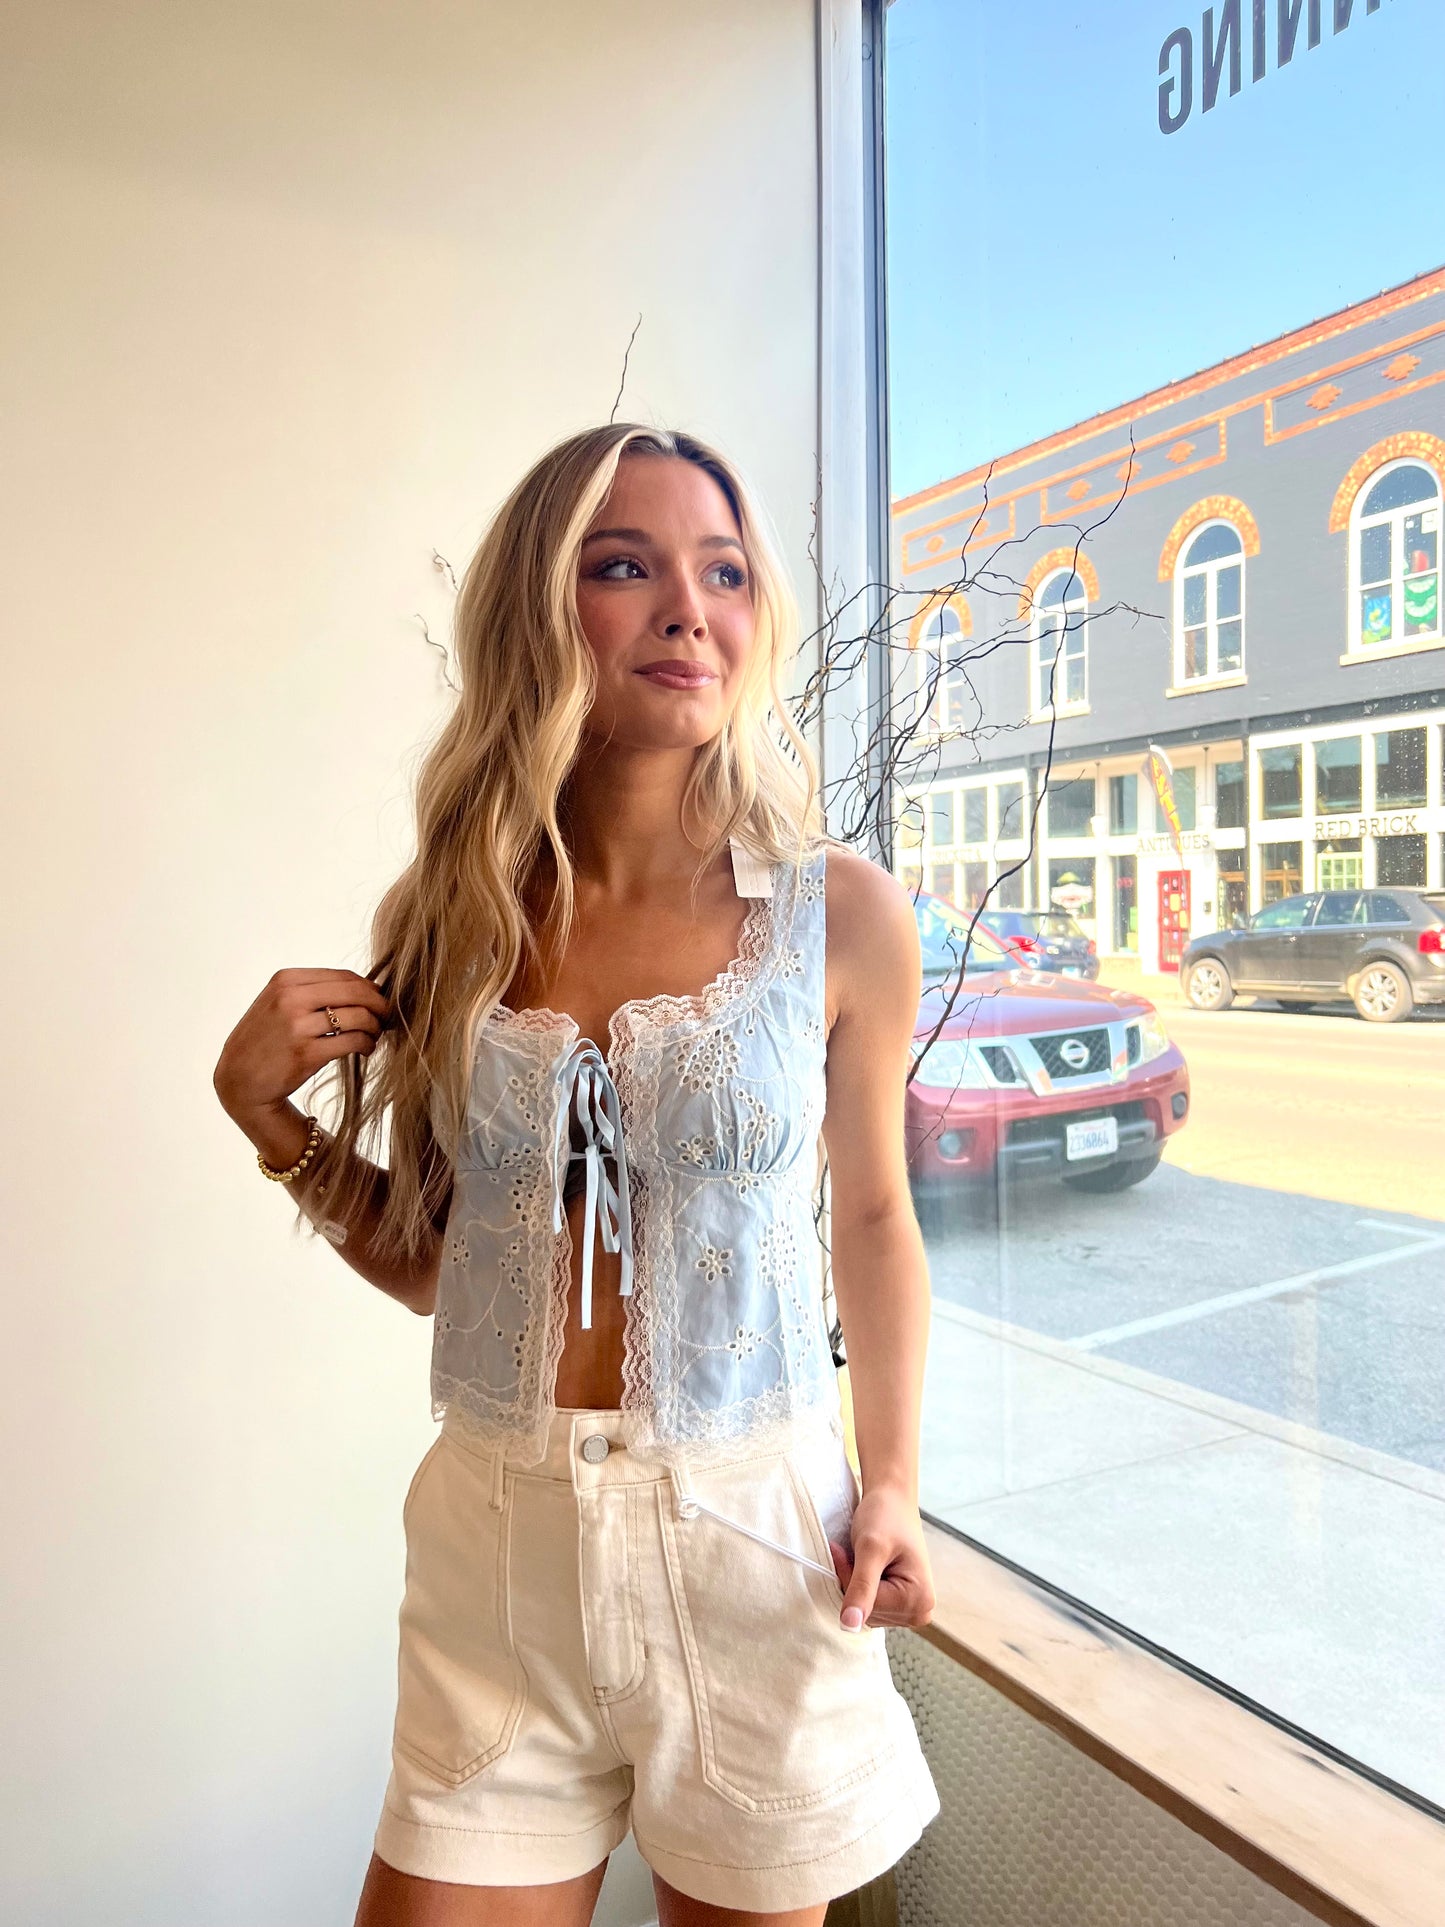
[1350,460,1440,650]
[1175,521,1244,682]
[1032,568,1088,714]
[907,597,971,734]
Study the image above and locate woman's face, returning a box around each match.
[573,454,756,748]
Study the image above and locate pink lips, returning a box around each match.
[635,660,717,689]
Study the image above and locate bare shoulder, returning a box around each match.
[822,842,922,1035]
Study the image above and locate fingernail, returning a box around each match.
[842,1606,863,1630]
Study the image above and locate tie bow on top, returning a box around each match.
[552,1038,634,1330]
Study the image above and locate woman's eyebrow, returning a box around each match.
[581,526,746,555]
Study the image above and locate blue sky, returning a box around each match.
[885,0,1445,499]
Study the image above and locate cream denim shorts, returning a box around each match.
[372,1404,940,1912]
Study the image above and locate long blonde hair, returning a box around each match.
[302,422,825,1269]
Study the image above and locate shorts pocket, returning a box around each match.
[392,1435,527,1788]
[658,1449,897,1815]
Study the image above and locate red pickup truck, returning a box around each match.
[907,894,1190,1200]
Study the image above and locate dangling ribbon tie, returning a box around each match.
[552,1039,634,1331]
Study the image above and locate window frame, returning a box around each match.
[1345,456,1443,662]
[1173,518,1247,686]
[1030,567,1090,719]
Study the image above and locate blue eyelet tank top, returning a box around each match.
[428,836,844,1488]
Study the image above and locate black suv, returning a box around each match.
[1182,888,1445,1022]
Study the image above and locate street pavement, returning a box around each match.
[912,995,1445,1801]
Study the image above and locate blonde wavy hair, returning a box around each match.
[301,422,825,1271]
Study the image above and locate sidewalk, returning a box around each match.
[917,1299,1445,1810]
[1095,954,1187,1006]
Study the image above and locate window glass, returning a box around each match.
[1366,893,1411,924]
[962,787,987,843]
[1377,835,1426,887]
[928,791,954,846]
[1375,728,1427,808]
[1214,760,1246,831]
[995,780,1025,840]
[1316,737,1363,814]
[1252,897,1311,931]
[1259,746,1303,820]
[884,0,1445,1812]
[1315,892,1364,927]
[1109,773,1137,836]
[1046,777,1094,838]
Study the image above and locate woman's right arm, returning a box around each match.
[213,968,445,1316]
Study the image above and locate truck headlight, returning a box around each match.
[1136,1012,1171,1063]
[909,1038,992,1089]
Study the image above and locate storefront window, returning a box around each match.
[1316,838,1363,890]
[995,780,1025,839]
[1112,854,1137,951]
[962,787,987,843]
[1316,736,1363,814]
[1377,834,1426,886]
[1172,766,1197,832]
[1260,840,1303,903]
[928,790,954,846]
[929,861,955,902]
[1260,745,1303,820]
[961,860,988,909]
[993,861,1024,910]
[1047,856,1095,929]
[1046,776,1094,837]
[1109,773,1137,835]
[1216,857,1248,928]
[1374,728,1427,808]
[1214,759,1246,831]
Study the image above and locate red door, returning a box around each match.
[1158,870,1191,972]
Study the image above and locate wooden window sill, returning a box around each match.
[916,1521,1445,1927]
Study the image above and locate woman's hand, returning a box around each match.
[827,1484,936,1632]
[213,967,392,1129]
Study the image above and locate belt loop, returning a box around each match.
[669,1453,698,1521]
[489,1447,506,1511]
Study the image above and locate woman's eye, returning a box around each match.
[595,555,644,579]
[710,562,749,589]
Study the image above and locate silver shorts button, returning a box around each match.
[580,1434,610,1463]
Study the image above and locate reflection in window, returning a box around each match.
[1260,745,1303,819]
[993,861,1025,909]
[1032,569,1088,711]
[962,787,987,843]
[1112,853,1137,950]
[1374,728,1427,808]
[1215,759,1247,830]
[1353,461,1441,649]
[929,791,953,846]
[1260,840,1303,902]
[1316,736,1363,814]
[961,860,989,909]
[1047,776,1095,837]
[1315,891,1364,927]
[930,860,955,901]
[1047,856,1095,929]
[1177,521,1245,680]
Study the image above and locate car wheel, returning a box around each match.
[1351,961,1414,1023]
[1063,1149,1164,1193]
[1185,958,1233,1011]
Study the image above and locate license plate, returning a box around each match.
[1061,964,1083,976]
[1066,1117,1118,1161]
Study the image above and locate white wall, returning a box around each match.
[0,5,829,1921]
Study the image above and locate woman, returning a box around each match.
[214,424,940,1926]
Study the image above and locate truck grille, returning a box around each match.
[1031,1026,1111,1078]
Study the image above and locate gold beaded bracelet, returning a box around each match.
[257,1113,323,1183]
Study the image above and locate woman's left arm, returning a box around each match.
[820,847,936,1633]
